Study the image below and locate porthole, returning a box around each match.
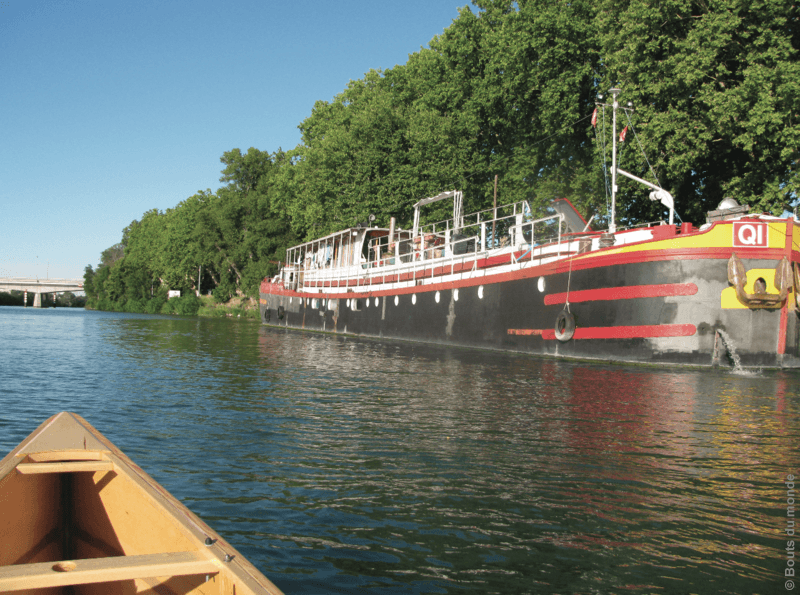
[374,297,379,307]
[312,298,319,309]
[366,297,370,307]
[538,277,546,293]
[478,286,484,299]
[453,289,459,301]
[289,297,293,304]
[412,294,417,305]
[346,298,350,308]
[435,291,440,303]
[394,295,399,306]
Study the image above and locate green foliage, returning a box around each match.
[54,292,85,307]
[100,243,125,268]
[595,0,800,220]
[145,295,167,314]
[168,294,201,316]
[0,291,23,306]
[83,265,95,300]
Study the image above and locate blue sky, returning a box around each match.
[0,0,467,280]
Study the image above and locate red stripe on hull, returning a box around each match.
[544,283,698,305]
[553,247,784,274]
[779,305,788,355]
[509,324,697,340]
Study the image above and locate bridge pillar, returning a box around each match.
[33,293,42,308]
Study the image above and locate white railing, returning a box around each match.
[287,205,570,291]
[278,196,681,292]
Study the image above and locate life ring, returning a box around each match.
[554,310,575,342]
[277,305,285,320]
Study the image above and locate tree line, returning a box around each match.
[85,0,799,312]
[0,291,85,308]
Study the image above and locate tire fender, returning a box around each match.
[554,310,575,342]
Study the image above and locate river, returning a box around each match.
[0,306,797,594]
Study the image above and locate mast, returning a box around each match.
[609,87,621,234]
[601,88,675,227]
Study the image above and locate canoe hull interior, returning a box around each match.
[0,413,283,595]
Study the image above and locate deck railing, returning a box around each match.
[278,198,676,292]
[283,201,572,290]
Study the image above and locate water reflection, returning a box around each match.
[249,328,797,593]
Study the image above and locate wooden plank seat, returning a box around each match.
[15,460,115,474]
[25,450,107,462]
[0,551,220,591]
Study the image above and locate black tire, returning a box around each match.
[554,310,575,342]
[277,305,285,320]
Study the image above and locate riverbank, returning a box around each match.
[197,296,259,319]
[85,294,259,319]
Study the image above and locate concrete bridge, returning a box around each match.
[0,278,84,307]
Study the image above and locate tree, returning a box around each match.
[595,0,800,223]
[100,243,125,268]
[83,265,96,302]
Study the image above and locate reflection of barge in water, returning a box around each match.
[260,93,800,369]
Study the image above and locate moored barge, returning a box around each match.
[260,92,800,368]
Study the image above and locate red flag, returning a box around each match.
[591,108,598,128]
[619,126,628,142]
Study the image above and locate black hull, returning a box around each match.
[261,257,800,368]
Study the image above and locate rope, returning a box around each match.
[622,109,684,224]
[564,250,574,314]
[624,109,661,188]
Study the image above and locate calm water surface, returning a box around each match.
[0,306,797,594]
